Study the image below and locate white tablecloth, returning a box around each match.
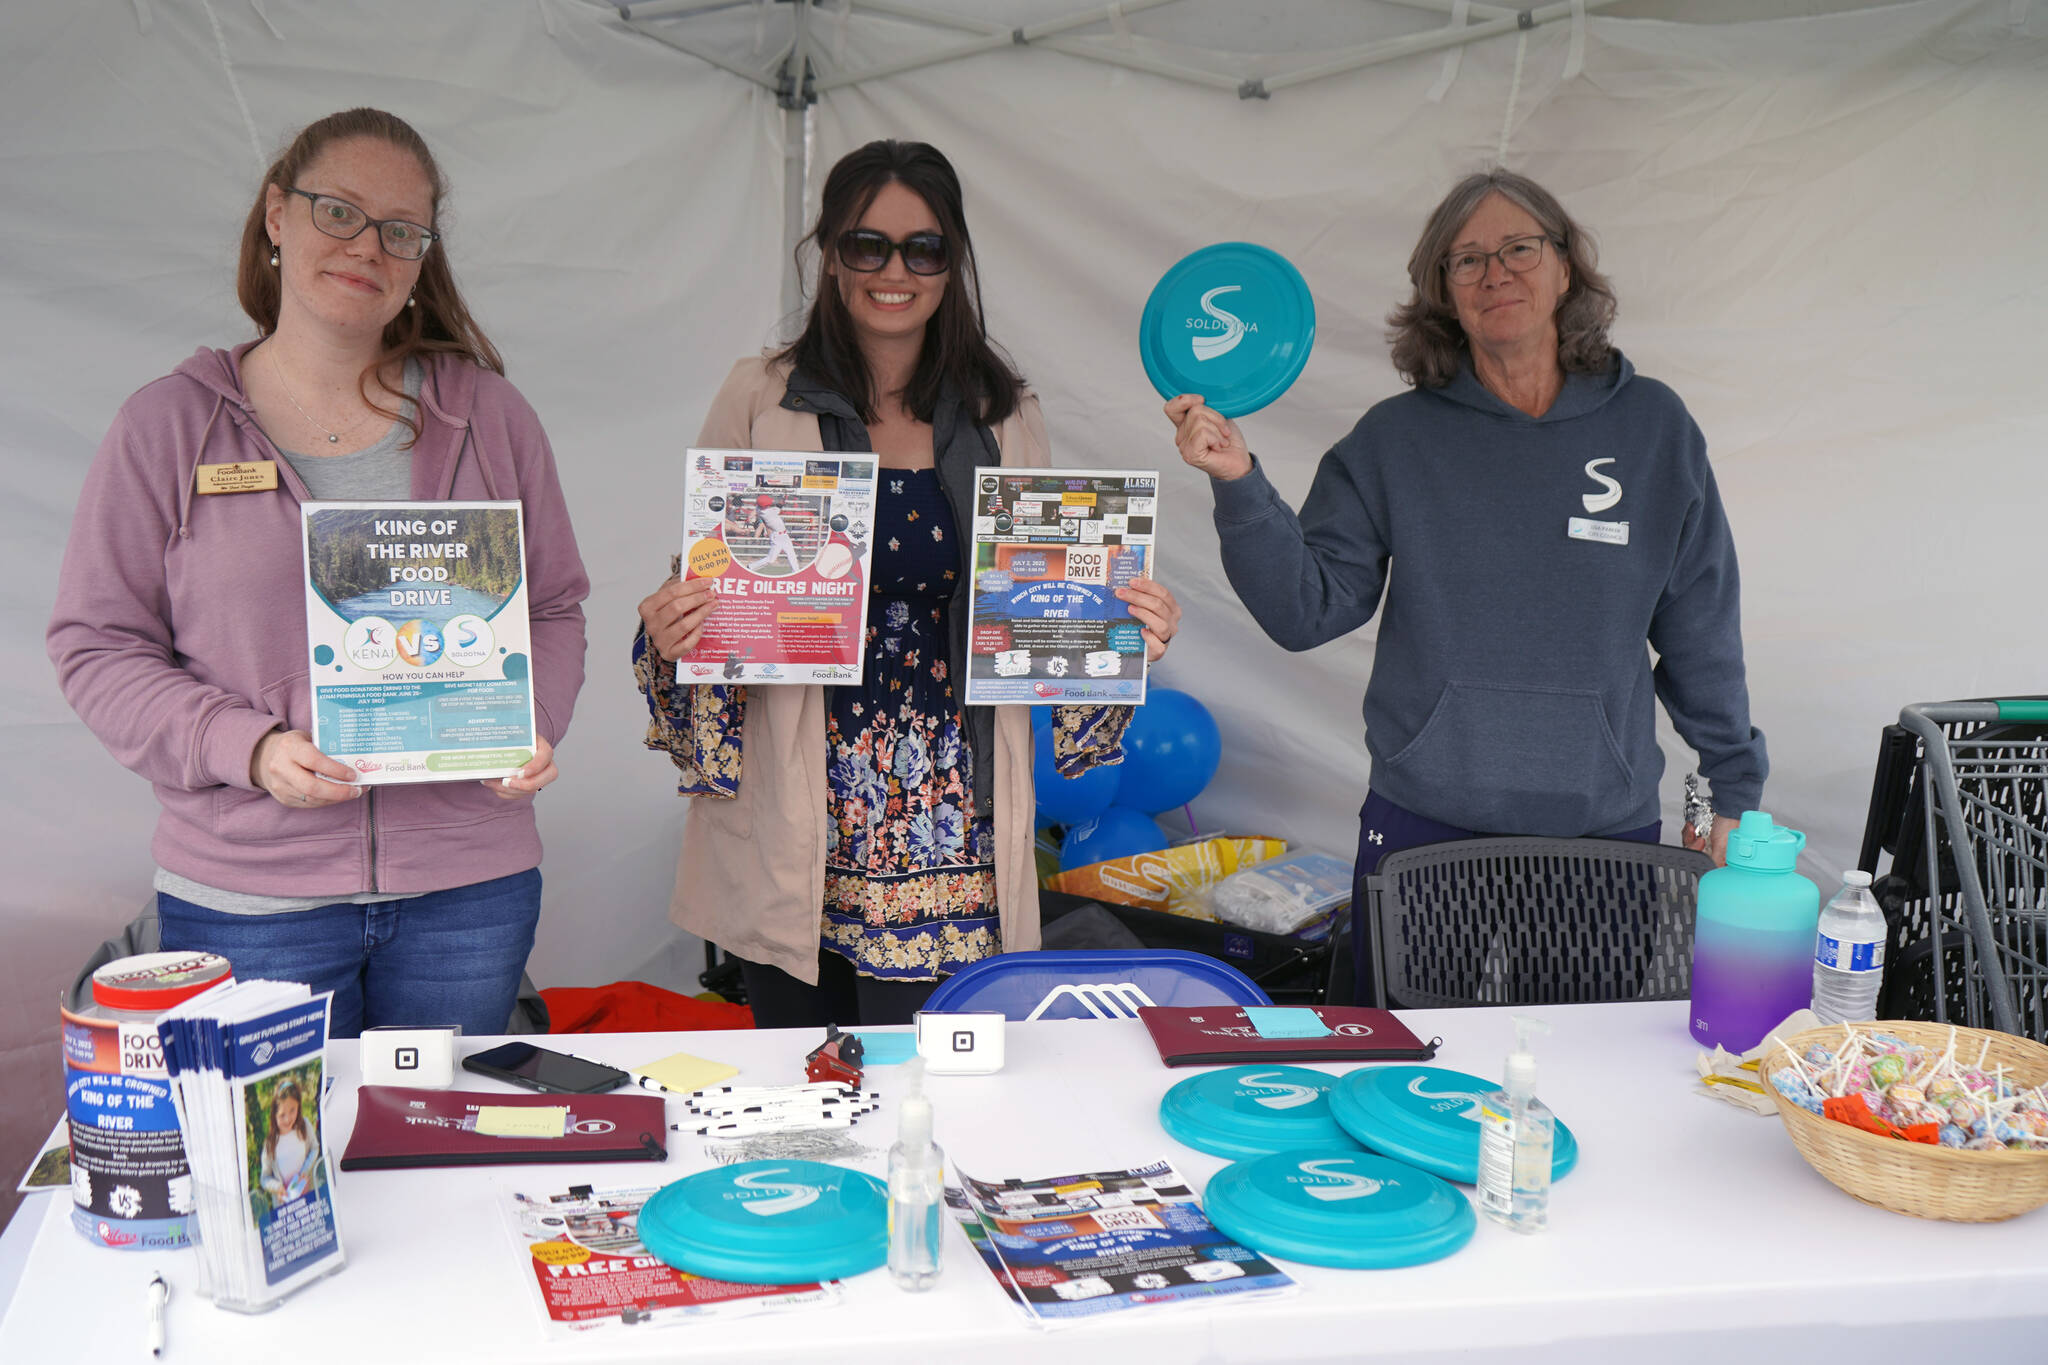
[4,1002,2043,1364]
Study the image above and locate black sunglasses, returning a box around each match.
[835,229,948,276]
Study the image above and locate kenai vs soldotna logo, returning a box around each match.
[1189,285,1256,362]
[726,1168,821,1217]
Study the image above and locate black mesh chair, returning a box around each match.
[1364,838,1712,1009]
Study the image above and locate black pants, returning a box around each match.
[738,948,942,1029]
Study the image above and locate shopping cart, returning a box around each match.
[1892,701,2048,1040]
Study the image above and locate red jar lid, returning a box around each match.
[92,952,234,1012]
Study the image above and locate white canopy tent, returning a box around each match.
[3,0,2044,1218]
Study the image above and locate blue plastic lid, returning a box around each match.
[1139,242,1316,418]
[639,1160,886,1284]
[1327,1066,1579,1185]
[1202,1149,1475,1269]
[1722,809,1806,871]
[1159,1065,1364,1160]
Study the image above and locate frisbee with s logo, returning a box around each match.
[1138,242,1316,418]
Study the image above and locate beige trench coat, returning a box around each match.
[667,356,1047,985]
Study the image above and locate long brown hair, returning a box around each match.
[1386,168,1617,390]
[776,140,1023,427]
[237,108,503,442]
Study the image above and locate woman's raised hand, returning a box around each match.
[637,575,721,662]
[1164,394,1253,481]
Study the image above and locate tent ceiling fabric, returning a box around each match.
[613,0,1940,98]
[2,0,2044,1218]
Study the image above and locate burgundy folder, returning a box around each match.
[339,1086,668,1170]
[1137,1006,1440,1067]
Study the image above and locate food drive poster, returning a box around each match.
[676,448,877,685]
[301,501,535,784]
[965,468,1156,705]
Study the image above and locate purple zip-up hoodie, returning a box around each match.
[48,342,590,897]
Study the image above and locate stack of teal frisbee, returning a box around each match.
[1326,1065,1578,1183]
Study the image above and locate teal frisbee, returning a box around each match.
[1202,1148,1475,1269]
[1139,242,1315,418]
[1326,1065,1579,1185]
[639,1160,887,1284]
[1159,1065,1364,1160]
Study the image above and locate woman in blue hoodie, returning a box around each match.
[1166,170,1766,989]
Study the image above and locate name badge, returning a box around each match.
[1567,516,1628,546]
[195,461,279,494]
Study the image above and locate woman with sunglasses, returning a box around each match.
[48,109,589,1037]
[636,140,1181,1027]
[1166,169,1766,1000]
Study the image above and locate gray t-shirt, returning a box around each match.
[155,362,423,916]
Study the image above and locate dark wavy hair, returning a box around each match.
[1386,169,1617,389]
[237,108,503,443]
[776,140,1023,427]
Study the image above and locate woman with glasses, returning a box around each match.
[47,108,589,1037]
[635,140,1181,1027]
[1165,169,1766,996]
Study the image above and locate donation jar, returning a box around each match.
[62,951,232,1249]
[1688,812,1820,1053]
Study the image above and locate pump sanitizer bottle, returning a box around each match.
[887,1057,945,1290]
[1477,1016,1554,1233]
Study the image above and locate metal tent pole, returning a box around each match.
[780,2,814,321]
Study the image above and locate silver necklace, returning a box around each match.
[268,343,368,445]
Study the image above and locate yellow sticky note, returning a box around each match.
[631,1052,739,1095]
[475,1106,568,1138]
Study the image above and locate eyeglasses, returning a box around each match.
[835,229,948,276]
[1444,234,1554,286]
[287,188,438,261]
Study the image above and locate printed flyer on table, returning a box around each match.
[505,1185,837,1338]
[965,468,1157,705]
[300,501,535,784]
[950,1158,1294,1327]
[676,448,879,685]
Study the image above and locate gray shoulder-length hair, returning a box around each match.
[1386,169,1617,389]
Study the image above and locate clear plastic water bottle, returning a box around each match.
[1811,870,1887,1025]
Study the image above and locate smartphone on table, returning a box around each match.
[461,1041,631,1095]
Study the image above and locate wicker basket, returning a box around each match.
[1758,1020,2048,1222]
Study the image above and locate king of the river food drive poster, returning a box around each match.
[301,501,535,784]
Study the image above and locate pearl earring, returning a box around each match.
[270,244,280,267]
[407,291,417,309]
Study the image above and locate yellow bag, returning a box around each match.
[1044,836,1287,920]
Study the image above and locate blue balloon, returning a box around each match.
[1060,805,1168,871]
[1032,722,1120,827]
[1119,689,1222,813]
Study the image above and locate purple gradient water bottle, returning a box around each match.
[1688,811,1820,1053]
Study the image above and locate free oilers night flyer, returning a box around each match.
[676,449,878,685]
[300,501,535,784]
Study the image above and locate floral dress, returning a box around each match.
[821,467,995,979]
[632,374,1133,984]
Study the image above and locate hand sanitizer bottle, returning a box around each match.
[1477,1016,1553,1233]
[887,1057,944,1290]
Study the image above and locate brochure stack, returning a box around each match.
[157,982,347,1312]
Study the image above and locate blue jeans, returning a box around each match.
[158,870,542,1039]
[1350,791,1660,1005]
